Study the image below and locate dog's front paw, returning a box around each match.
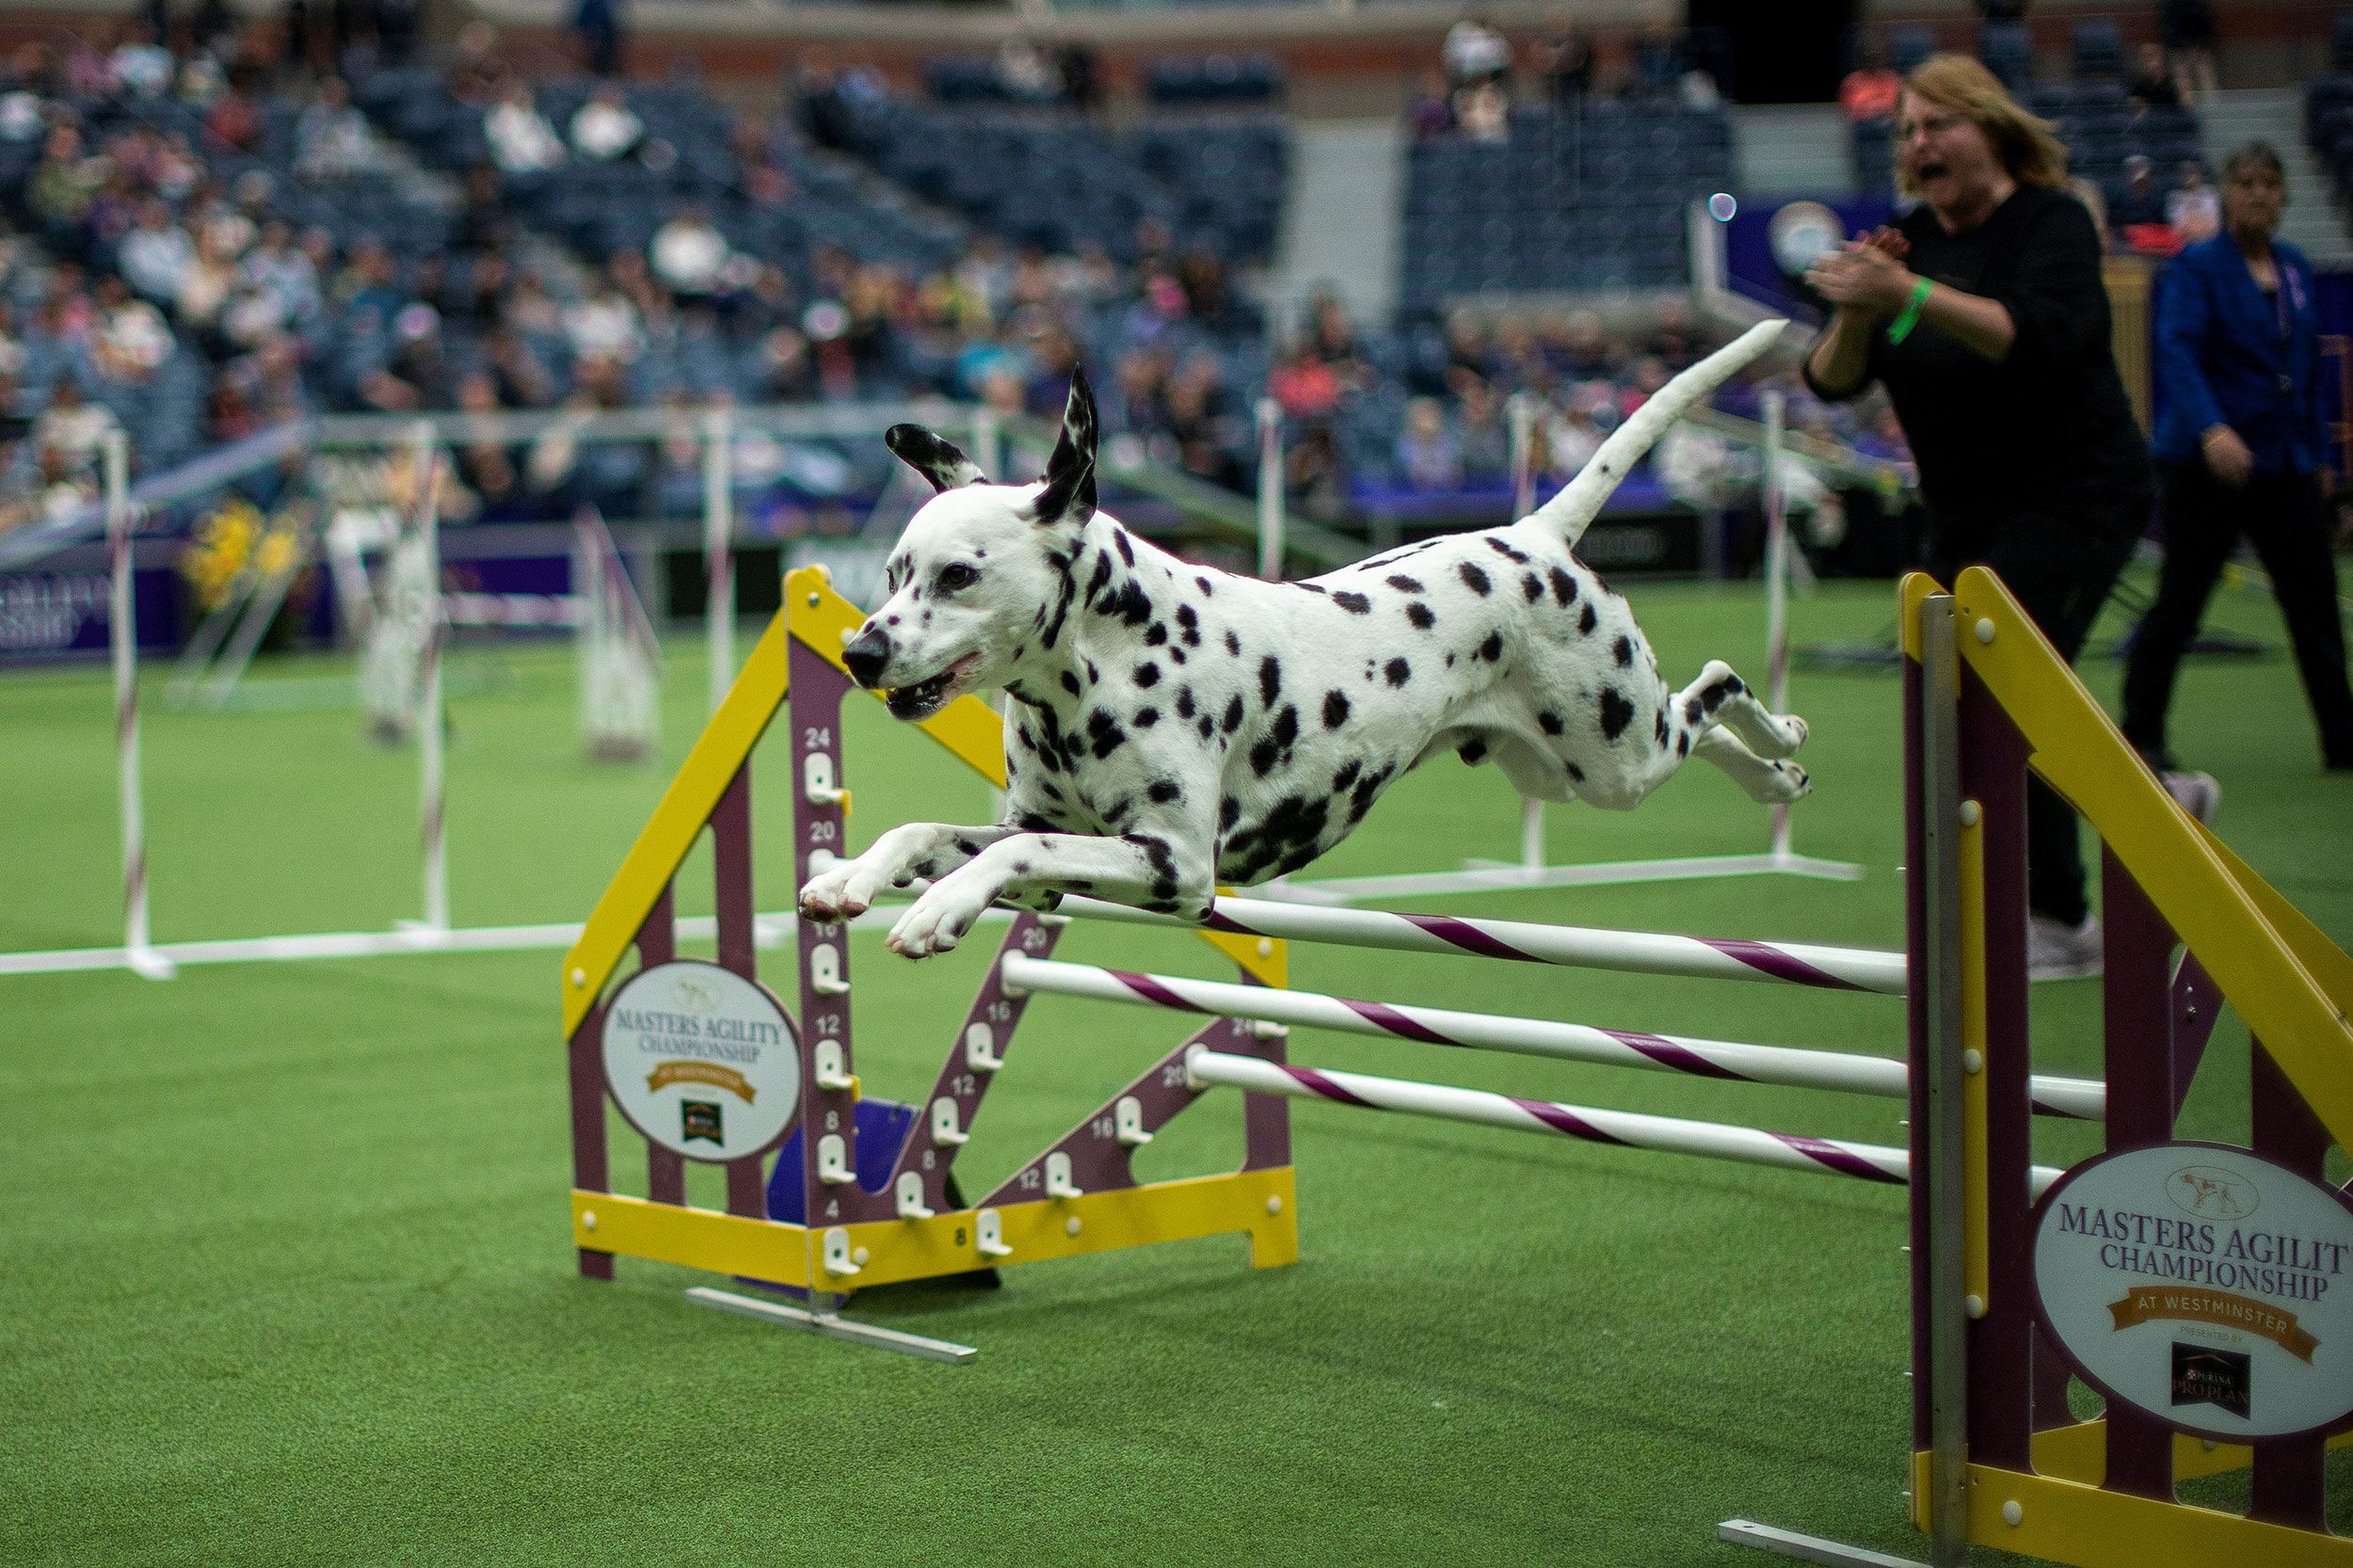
[797,860,867,921]
[887,877,994,958]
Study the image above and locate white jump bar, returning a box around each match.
[1000,953,2104,1121]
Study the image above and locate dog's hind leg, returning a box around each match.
[1673,660,1807,760]
[1690,727,1810,804]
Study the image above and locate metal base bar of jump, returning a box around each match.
[1717,1520,1931,1568]
[684,1287,978,1364]
[1182,1049,2064,1195]
[1005,954,2104,1120]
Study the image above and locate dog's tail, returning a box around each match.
[1524,318,1788,550]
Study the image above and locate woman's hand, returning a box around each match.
[2201,424,2253,487]
[1805,237,1917,322]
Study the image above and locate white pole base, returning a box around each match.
[684,1287,976,1363]
[125,948,178,982]
[1717,1519,1932,1568]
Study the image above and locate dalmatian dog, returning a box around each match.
[800,319,1808,956]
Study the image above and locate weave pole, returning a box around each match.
[106,429,171,981]
[1761,389,1793,860]
[1256,396,1284,583]
[1003,954,2103,1119]
[703,406,735,716]
[412,424,450,934]
[1507,392,1545,872]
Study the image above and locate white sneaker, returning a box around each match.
[2027,913,2103,982]
[2159,770,2219,826]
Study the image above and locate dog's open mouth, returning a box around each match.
[882,652,982,720]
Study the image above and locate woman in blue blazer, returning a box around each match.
[2122,141,2353,773]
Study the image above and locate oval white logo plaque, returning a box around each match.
[601,961,799,1163]
[2033,1143,2353,1441]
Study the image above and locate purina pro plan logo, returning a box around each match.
[600,961,799,1162]
[2032,1144,2353,1441]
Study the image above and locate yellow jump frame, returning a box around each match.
[561,567,1295,1315]
[1851,570,2353,1568]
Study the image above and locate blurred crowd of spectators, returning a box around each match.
[1414,13,1723,143]
[0,11,1890,543]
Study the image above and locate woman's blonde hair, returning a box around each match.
[1897,54,2069,197]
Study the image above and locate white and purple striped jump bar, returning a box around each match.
[999,954,2104,1121]
[1056,892,1908,996]
[1184,1048,2066,1197]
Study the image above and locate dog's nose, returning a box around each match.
[842,627,890,687]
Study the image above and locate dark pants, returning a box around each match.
[1937,510,2140,927]
[2121,462,2353,770]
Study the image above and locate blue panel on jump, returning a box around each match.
[764,1097,917,1224]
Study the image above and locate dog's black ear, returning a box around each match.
[1029,366,1096,528]
[884,425,985,492]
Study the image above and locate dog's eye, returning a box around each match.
[937,563,980,593]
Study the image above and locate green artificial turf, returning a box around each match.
[3,572,2348,1566]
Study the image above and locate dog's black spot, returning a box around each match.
[1196,575,1214,596]
[1225,631,1241,656]
[1445,652,1456,667]
[1110,581,1154,627]
[1384,658,1410,687]
[1654,710,1669,745]
[1521,573,1545,602]
[1578,601,1599,635]
[1477,630,1504,663]
[1170,647,1187,665]
[1249,737,1281,776]
[1084,659,1099,684]
[1322,690,1350,728]
[1566,761,1586,783]
[1457,562,1492,596]
[1149,877,1179,903]
[1539,710,1564,735]
[1038,779,1064,802]
[1614,635,1634,667]
[1197,715,1215,741]
[1219,798,1241,833]
[1086,710,1127,759]
[1598,687,1635,743]
[1113,529,1135,566]
[1176,688,1195,718]
[1348,764,1393,824]
[1011,859,1031,875]
[1258,656,1282,707]
[1385,574,1425,593]
[1458,737,1488,765]
[1271,704,1299,750]
[1059,672,1081,698]
[1084,552,1113,602]
[1016,811,1057,832]
[1485,536,1530,564]
[1299,583,1326,596]
[954,836,979,856]
[1101,795,1132,825]
[1175,604,1201,645]
[1332,759,1363,792]
[1222,695,1245,734]
[1549,567,1578,606]
[1144,897,1180,914]
[1405,601,1435,630]
[1145,622,1168,647]
[1134,707,1160,728]
[1333,591,1371,615]
[1677,731,1691,757]
[1134,662,1160,688]
[1685,697,1704,723]
[1147,779,1181,805]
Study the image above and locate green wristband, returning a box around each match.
[1885,277,1933,344]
